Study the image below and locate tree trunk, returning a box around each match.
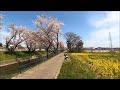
[32,49,36,52]
[46,48,49,58]
[56,33,59,53]
[28,48,31,52]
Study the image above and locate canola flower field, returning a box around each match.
[58,53,120,79]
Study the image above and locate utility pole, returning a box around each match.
[104,11,113,52]
[109,31,113,52]
[108,17,113,52]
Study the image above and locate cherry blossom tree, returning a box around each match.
[6,23,27,53]
[58,40,64,51]
[0,14,3,29]
[52,21,64,53]
[23,30,42,52]
[33,15,64,58]
[51,40,64,54]
[0,14,3,45]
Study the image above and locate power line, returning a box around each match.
[104,11,113,52]
[109,31,113,51]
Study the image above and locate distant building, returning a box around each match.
[16,45,26,51]
[40,49,45,51]
[0,44,6,51]
[84,47,120,52]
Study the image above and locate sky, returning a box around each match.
[0,11,120,48]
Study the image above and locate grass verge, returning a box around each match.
[58,57,96,79]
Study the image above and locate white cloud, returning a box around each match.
[0,27,10,45]
[84,11,120,48]
[89,11,119,29]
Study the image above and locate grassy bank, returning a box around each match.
[58,56,96,79]
[58,52,120,79]
[0,51,45,62]
[0,51,61,79]
[0,56,48,79]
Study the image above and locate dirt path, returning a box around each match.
[12,52,65,79]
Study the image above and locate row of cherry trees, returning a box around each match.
[0,14,2,29]
[1,14,64,58]
[0,14,3,46]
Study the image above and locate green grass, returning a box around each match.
[0,51,46,79]
[0,73,18,79]
[0,51,60,79]
[0,52,47,79]
[58,52,120,79]
[0,58,48,79]
[58,58,96,79]
[0,51,45,62]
